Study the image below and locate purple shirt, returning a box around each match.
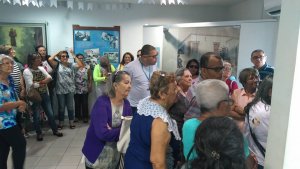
[82,95,132,163]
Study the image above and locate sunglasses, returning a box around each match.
[188,65,199,69]
[204,66,224,72]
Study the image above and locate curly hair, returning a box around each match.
[149,71,176,100]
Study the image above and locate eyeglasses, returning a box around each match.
[188,65,199,69]
[146,54,158,58]
[224,67,232,71]
[247,76,260,82]
[1,61,14,66]
[218,98,234,107]
[251,56,265,60]
[204,66,224,72]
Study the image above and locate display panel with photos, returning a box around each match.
[73,25,120,69]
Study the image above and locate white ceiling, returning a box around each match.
[78,0,246,6]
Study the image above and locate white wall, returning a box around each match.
[0,4,229,57]
[227,0,274,20]
[238,21,278,73]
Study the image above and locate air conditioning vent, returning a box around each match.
[264,0,281,16]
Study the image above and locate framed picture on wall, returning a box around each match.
[73,25,120,69]
[0,22,47,64]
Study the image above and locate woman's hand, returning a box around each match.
[17,100,27,113]
[107,123,112,130]
[246,153,258,169]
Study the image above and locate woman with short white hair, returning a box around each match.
[0,54,27,169]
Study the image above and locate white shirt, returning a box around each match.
[244,100,271,166]
[123,59,157,107]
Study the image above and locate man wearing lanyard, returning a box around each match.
[123,44,158,115]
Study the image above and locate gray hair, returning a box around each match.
[105,71,130,98]
[175,67,189,83]
[0,54,13,64]
[195,79,229,113]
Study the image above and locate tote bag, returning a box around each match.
[117,116,132,154]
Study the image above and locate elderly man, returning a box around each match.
[182,79,233,160]
[250,49,274,80]
[123,44,158,115]
[185,52,224,120]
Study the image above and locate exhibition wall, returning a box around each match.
[0,0,271,59]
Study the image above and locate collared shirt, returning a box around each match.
[123,59,157,107]
[256,63,274,80]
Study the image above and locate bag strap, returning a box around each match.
[230,80,234,89]
[185,144,195,169]
[247,113,266,157]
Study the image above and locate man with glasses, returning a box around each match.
[185,52,224,120]
[123,44,158,115]
[250,49,274,80]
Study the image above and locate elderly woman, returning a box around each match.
[23,53,63,141]
[186,59,200,85]
[0,54,26,169]
[125,71,180,169]
[169,68,192,167]
[230,68,259,131]
[182,79,233,161]
[93,56,116,97]
[74,53,92,123]
[48,49,83,129]
[170,68,192,136]
[222,60,238,95]
[244,76,273,169]
[82,71,132,169]
[117,52,134,71]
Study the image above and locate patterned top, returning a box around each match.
[56,63,76,94]
[32,69,48,94]
[0,76,17,130]
[10,61,22,96]
[137,96,181,140]
[75,66,90,94]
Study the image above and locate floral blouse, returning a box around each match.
[0,76,17,130]
[56,62,76,94]
[75,66,89,94]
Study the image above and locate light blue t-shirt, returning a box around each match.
[182,118,250,161]
[182,118,201,160]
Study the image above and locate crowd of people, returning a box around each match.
[0,43,274,169]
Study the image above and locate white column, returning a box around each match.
[264,0,300,168]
